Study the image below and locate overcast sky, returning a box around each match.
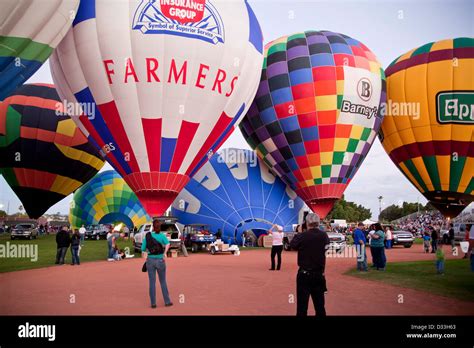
[1,0,473,219]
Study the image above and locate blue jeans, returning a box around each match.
[146,258,171,306]
[55,247,68,264]
[385,240,392,249]
[381,247,387,268]
[107,240,114,259]
[470,254,474,272]
[436,260,444,274]
[372,246,386,269]
[80,234,85,245]
[356,244,368,271]
[71,246,80,265]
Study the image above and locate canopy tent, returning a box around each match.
[363,219,377,225]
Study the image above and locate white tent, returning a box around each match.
[363,219,377,225]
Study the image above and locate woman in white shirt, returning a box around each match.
[268,224,284,271]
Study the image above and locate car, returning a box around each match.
[84,224,109,240]
[327,232,346,252]
[183,224,216,253]
[391,230,414,248]
[441,221,474,244]
[11,223,38,240]
[441,229,450,244]
[133,217,183,253]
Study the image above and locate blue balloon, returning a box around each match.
[171,148,305,244]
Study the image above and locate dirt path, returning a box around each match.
[0,245,472,315]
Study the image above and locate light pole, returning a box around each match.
[378,196,383,217]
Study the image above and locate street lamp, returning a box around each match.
[378,196,383,216]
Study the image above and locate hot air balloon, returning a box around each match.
[69,170,149,230]
[50,0,264,217]
[0,0,79,100]
[171,148,305,244]
[239,31,386,218]
[0,83,105,219]
[380,38,474,218]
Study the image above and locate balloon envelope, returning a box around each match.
[380,38,474,218]
[240,31,386,218]
[69,170,149,229]
[0,83,105,218]
[171,148,305,244]
[50,0,263,217]
[0,0,79,100]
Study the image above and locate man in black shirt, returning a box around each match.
[448,223,455,250]
[55,226,71,265]
[290,213,330,316]
[430,226,438,253]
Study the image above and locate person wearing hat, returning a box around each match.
[267,224,285,270]
[290,213,330,316]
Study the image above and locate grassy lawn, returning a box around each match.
[0,234,134,273]
[346,259,474,302]
[413,238,423,245]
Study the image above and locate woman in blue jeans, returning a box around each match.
[142,219,173,308]
[369,223,386,271]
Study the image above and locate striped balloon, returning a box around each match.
[0,84,105,218]
[69,170,149,229]
[0,0,79,100]
[240,31,386,218]
[380,38,474,217]
[50,0,264,217]
[171,148,305,244]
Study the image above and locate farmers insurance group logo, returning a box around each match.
[132,0,225,45]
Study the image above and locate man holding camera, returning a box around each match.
[290,213,330,316]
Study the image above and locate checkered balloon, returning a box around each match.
[240,31,386,218]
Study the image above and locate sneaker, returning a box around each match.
[151,304,157,308]
[165,302,173,307]
[107,258,115,262]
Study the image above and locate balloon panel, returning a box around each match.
[381,38,474,217]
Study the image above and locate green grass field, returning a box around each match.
[346,259,474,302]
[0,234,134,273]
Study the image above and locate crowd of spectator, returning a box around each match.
[394,211,446,235]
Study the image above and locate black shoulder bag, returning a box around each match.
[142,232,165,272]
